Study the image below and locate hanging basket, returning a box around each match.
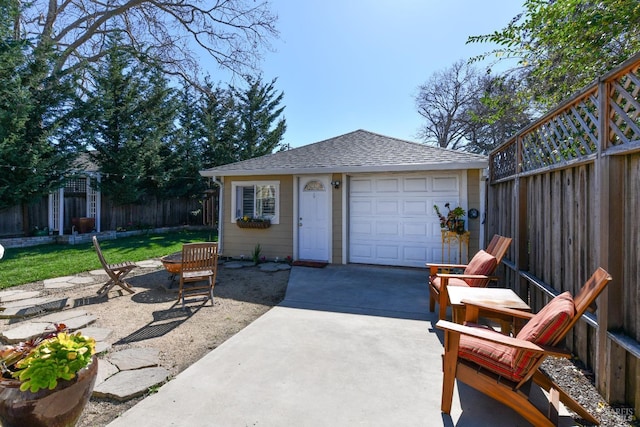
[236,220,271,229]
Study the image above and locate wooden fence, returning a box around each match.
[488,52,640,412]
[0,194,204,237]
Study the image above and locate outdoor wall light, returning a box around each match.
[331,180,341,189]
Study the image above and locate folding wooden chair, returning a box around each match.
[436,267,612,427]
[92,236,137,297]
[178,242,218,306]
[427,234,513,319]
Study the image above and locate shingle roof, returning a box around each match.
[200,129,487,177]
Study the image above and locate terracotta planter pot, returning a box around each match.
[0,355,98,427]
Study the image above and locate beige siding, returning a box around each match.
[331,173,343,264]
[466,169,482,255]
[221,175,294,261]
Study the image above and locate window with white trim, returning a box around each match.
[231,181,279,224]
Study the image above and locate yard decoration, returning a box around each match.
[433,203,466,234]
[0,323,97,427]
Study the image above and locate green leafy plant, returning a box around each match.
[252,243,262,265]
[0,324,96,393]
[433,203,466,233]
[237,216,270,224]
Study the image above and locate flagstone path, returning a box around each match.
[0,259,290,401]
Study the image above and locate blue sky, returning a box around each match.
[212,1,525,148]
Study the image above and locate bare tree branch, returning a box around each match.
[20,0,278,82]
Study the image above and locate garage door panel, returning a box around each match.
[376,179,400,192]
[376,222,399,235]
[376,200,399,215]
[433,176,458,192]
[376,245,399,260]
[351,221,373,235]
[351,200,373,215]
[403,222,428,238]
[404,246,428,262]
[351,244,373,259]
[351,179,373,193]
[403,200,428,215]
[404,177,429,192]
[350,172,462,267]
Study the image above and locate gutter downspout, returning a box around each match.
[211,177,224,255]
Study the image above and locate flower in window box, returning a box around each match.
[236,217,271,229]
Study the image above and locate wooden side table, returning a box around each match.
[441,230,470,263]
[447,287,531,335]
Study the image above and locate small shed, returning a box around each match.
[200,130,488,267]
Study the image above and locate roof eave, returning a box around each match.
[199,161,488,177]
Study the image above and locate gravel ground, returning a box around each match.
[541,357,638,426]
[1,262,636,426]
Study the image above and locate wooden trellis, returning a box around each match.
[488,52,640,414]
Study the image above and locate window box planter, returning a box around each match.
[236,219,271,229]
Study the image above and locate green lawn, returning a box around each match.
[0,229,217,289]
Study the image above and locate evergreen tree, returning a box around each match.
[79,35,177,210]
[233,77,286,160]
[0,0,78,211]
[162,84,207,198]
[199,84,240,168]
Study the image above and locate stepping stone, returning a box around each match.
[43,276,76,285]
[95,341,112,354]
[0,297,69,318]
[1,297,63,310]
[224,261,255,269]
[108,348,160,371]
[0,290,41,303]
[69,276,96,284]
[60,314,97,330]
[38,309,89,323]
[95,359,119,386]
[258,262,291,272]
[76,326,112,342]
[0,322,53,343]
[136,260,162,268]
[44,281,76,289]
[92,367,170,401]
[258,262,281,272]
[89,269,107,276]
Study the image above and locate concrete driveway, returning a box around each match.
[107,264,574,426]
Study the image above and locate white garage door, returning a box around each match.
[349,173,462,267]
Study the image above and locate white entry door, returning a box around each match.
[298,177,330,261]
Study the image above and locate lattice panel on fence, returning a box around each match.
[521,90,599,172]
[609,63,640,147]
[490,140,517,181]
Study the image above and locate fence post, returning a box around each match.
[513,135,528,297]
[595,79,626,402]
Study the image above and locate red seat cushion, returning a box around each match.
[516,291,575,345]
[463,250,497,287]
[459,292,575,382]
[430,276,469,292]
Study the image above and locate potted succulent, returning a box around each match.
[0,323,97,427]
[433,203,466,234]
